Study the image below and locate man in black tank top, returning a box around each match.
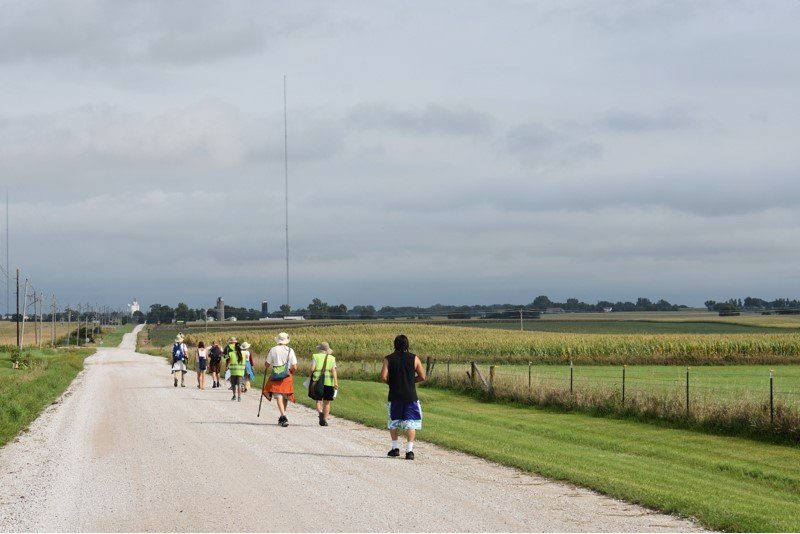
[380,334,427,460]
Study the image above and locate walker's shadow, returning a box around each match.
[189,421,314,427]
[277,451,384,459]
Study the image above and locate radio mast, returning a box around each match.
[283,75,290,311]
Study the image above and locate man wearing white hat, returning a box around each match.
[264,332,298,427]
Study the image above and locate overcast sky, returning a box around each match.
[2,0,799,312]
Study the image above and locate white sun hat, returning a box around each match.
[274,332,290,345]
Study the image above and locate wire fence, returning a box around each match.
[417,359,800,444]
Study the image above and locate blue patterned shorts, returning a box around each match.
[387,401,422,430]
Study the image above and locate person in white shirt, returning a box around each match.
[263,332,298,427]
[171,335,189,388]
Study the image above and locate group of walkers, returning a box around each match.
[170,331,426,459]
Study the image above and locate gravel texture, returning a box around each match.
[0,325,706,532]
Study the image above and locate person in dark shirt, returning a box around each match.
[208,340,223,388]
[380,334,426,460]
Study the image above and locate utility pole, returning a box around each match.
[38,292,44,348]
[66,304,71,347]
[519,309,524,331]
[32,292,37,346]
[20,279,28,348]
[34,292,40,347]
[51,294,56,346]
[76,303,81,347]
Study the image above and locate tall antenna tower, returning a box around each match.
[283,75,290,310]
[5,191,9,318]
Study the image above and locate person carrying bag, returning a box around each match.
[263,332,297,427]
[308,342,338,426]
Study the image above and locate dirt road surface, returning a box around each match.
[0,326,705,532]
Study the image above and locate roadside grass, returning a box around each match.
[0,347,95,447]
[99,323,136,347]
[295,377,800,532]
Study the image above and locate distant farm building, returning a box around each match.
[216,297,225,322]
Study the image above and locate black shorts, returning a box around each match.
[320,385,335,401]
[198,358,207,371]
[230,376,242,386]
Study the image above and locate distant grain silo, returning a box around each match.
[216,297,225,322]
[261,301,269,317]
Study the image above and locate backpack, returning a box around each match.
[172,342,186,363]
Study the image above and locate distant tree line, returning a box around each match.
[704,297,800,313]
[145,303,266,324]
[142,295,690,324]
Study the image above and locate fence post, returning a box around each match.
[770,369,774,426]
[528,361,532,400]
[622,365,626,406]
[470,362,476,387]
[569,360,574,395]
[685,366,690,417]
[489,365,496,396]
[446,360,450,386]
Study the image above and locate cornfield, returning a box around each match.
[0,321,77,347]
[178,323,800,365]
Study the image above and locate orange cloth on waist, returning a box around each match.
[263,374,296,403]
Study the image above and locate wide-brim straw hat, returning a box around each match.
[275,332,290,345]
[228,337,237,343]
[316,342,333,355]
[240,342,251,350]
[175,335,184,343]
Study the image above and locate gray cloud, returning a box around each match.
[3,1,800,311]
[346,103,494,136]
[598,110,693,132]
[0,102,344,194]
[503,123,602,167]
[0,0,330,66]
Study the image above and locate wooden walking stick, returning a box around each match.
[257,364,268,417]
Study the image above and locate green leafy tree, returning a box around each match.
[307,298,330,319]
[532,295,552,309]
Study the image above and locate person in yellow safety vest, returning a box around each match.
[223,337,237,390]
[309,342,339,426]
[225,338,246,402]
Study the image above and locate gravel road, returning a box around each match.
[0,326,705,532]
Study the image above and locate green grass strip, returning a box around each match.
[0,348,95,447]
[99,323,136,347]
[294,377,800,532]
